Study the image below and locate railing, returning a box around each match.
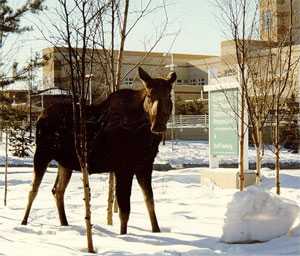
[167,114,299,129]
[256,114,299,126]
[167,115,209,129]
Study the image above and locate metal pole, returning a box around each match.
[28,50,33,139]
[170,54,176,151]
[85,74,93,105]
[28,66,32,138]
[89,77,92,105]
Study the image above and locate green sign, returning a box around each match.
[209,88,239,156]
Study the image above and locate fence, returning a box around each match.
[167,115,209,129]
[166,114,299,129]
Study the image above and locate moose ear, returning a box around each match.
[168,72,177,84]
[138,67,152,82]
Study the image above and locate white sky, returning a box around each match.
[2,0,225,70]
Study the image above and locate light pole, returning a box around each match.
[164,53,177,151]
[27,58,33,139]
[85,74,94,105]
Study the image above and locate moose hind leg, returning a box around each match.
[21,153,49,225]
[136,170,160,233]
[115,171,134,235]
[53,164,72,226]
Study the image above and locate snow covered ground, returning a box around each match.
[156,141,300,168]
[1,140,300,168]
[1,140,300,255]
[0,167,300,256]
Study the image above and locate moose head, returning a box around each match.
[139,67,177,134]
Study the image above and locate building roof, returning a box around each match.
[2,80,29,91]
[35,87,69,96]
[2,80,70,96]
[43,47,218,61]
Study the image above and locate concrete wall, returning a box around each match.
[260,0,300,43]
[165,127,208,140]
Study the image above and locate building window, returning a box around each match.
[124,78,134,86]
[224,69,236,77]
[264,10,272,33]
[177,79,182,84]
[198,78,206,85]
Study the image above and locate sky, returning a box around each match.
[3,0,225,69]
[121,0,224,55]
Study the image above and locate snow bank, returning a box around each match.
[221,186,300,243]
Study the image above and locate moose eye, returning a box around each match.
[150,94,156,101]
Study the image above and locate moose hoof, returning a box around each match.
[60,221,69,226]
[152,227,160,233]
[21,220,28,225]
[120,227,127,235]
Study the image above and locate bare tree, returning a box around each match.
[268,0,300,194]
[214,0,299,191]
[40,0,110,252]
[0,0,45,206]
[214,0,260,190]
[91,0,170,225]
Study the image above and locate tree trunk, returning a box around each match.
[115,0,129,88]
[107,0,129,224]
[239,86,245,191]
[81,164,94,253]
[113,193,119,213]
[107,172,115,225]
[255,127,263,184]
[239,135,245,191]
[275,112,280,195]
[275,142,280,195]
[4,129,8,206]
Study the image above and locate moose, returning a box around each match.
[21,67,176,234]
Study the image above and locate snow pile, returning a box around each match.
[221,186,300,243]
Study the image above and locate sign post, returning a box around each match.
[203,82,252,188]
[209,88,239,164]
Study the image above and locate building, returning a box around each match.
[5,0,300,136]
[260,0,300,43]
[203,0,300,146]
[41,1,300,104]
[42,47,217,107]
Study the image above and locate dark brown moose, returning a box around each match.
[21,67,176,235]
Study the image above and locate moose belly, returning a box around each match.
[88,127,161,174]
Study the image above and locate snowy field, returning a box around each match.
[1,140,300,255]
[0,167,300,256]
[1,140,300,168]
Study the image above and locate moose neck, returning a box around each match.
[140,89,152,122]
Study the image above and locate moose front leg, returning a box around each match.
[52,164,72,226]
[115,171,134,235]
[136,170,160,233]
